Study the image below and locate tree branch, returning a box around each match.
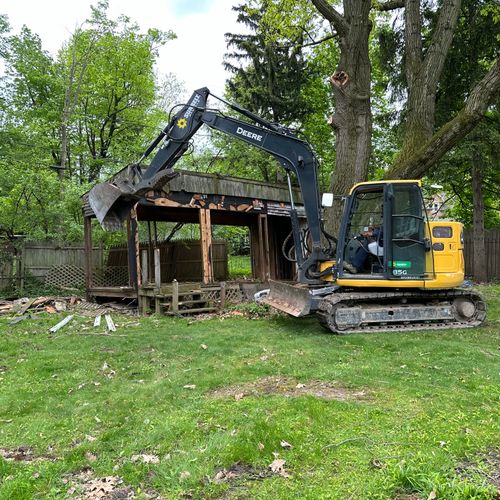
[376,0,405,11]
[310,0,348,38]
[282,33,337,50]
[423,0,461,89]
[385,59,500,179]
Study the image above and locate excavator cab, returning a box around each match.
[337,181,431,282]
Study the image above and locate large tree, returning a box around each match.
[0,3,176,240]
[261,0,499,230]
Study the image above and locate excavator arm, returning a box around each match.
[88,87,333,283]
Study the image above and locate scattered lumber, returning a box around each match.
[49,315,74,333]
[105,314,116,332]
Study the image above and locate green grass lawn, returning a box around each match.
[228,255,252,279]
[0,286,499,499]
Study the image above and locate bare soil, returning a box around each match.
[208,376,368,401]
[0,446,56,462]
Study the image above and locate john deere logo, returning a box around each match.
[177,118,187,129]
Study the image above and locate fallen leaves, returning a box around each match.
[179,470,191,481]
[280,440,293,449]
[131,453,159,464]
[269,458,291,478]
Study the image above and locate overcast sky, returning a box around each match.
[1,0,241,96]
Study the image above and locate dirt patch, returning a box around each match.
[212,462,272,484]
[0,446,56,462]
[456,448,500,491]
[65,470,136,499]
[208,376,368,402]
[207,462,272,499]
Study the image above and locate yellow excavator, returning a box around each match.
[88,87,486,333]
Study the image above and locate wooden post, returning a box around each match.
[172,279,179,313]
[257,215,266,281]
[141,249,149,285]
[199,208,213,284]
[18,242,25,291]
[98,240,104,269]
[249,221,260,280]
[84,216,93,300]
[154,247,161,290]
[154,248,162,314]
[126,210,139,290]
[220,281,226,310]
[260,214,271,282]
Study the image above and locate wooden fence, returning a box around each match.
[463,228,500,279]
[107,239,228,283]
[0,241,105,290]
[0,239,228,290]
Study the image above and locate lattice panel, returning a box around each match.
[201,286,242,304]
[45,265,129,289]
[45,265,85,288]
[225,287,243,303]
[92,266,129,287]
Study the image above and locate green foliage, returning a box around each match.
[228,255,252,278]
[225,1,312,124]
[213,226,250,255]
[0,3,180,242]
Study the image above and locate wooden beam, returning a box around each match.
[141,249,149,285]
[249,221,260,280]
[154,247,161,291]
[260,214,271,282]
[172,279,179,313]
[126,209,139,290]
[199,208,213,284]
[84,216,93,300]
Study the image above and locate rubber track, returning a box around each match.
[316,289,486,334]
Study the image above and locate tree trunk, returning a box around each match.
[393,0,461,171]
[311,0,372,235]
[471,151,487,283]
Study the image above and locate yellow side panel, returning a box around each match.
[427,221,464,288]
[336,278,425,288]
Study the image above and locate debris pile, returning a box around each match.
[0,296,137,318]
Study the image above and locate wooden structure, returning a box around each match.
[81,170,305,308]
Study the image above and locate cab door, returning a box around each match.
[384,183,433,280]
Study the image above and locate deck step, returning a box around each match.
[166,307,216,315]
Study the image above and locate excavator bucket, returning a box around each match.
[264,280,313,317]
[88,183,138,231]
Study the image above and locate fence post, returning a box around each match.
[172,279,179,313]
[154,247,161,291]
[18,242,25,291]
[141,249,149,285]
[219,281,226,310]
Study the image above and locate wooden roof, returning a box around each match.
[82,169,303,219]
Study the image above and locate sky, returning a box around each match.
[1,0,241,97]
